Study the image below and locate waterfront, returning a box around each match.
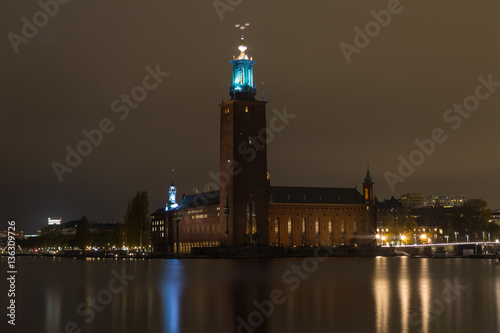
[1,256,499,333]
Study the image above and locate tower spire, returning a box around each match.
[364,157,372,183]
[236,23,250,40]
[235,23,250,59]
[362,159,374,204]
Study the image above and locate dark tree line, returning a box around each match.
[413,199,493,237]
[124,191,150,248]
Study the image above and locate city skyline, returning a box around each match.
[2,1,500,234]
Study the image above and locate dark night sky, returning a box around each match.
[1,0,499,233]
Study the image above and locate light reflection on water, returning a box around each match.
[398,257,410,333]
[419,262,431,333]
[161,260,183,333]
[2,256,500,333]
[373,257,390,333]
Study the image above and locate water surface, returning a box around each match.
[1,256,499,333]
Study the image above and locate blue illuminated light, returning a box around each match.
[169,184,177,204]
[229,59,256,97]
[165,203,179,211]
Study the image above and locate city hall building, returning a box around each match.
[151,27,376,254]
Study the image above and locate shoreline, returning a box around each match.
[4,245,498,259]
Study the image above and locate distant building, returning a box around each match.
[375,196,404,229]
[490,210,500,225]
[426,195,468,208]
[0,229,25,247]
[0,229,25,239]
[48,217,62,226]
[400,193,470,209]
[38,220,117,237]
[39,219,75,236]
[400,193,424,208]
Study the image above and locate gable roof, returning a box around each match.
[270,186,364,205]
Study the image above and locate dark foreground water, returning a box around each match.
[1,256,499,333]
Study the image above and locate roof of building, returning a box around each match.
[178,190,220,209]
[151,191,221,217]
[376,196,403,209]
[151,208,165,216]
[270,186,364,205]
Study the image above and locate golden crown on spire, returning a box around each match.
[234,23,250,60]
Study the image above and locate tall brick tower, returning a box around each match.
[219,23,269,247]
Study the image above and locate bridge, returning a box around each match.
[384,241,500,257]
[384,241,500,248]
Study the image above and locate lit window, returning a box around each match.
[288,219,292,235]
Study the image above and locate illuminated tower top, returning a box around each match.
[229,23,256,100]
[165,175,179,211]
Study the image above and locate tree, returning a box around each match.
[449,199,491,237]
[124,191,150,248]
[486,222,500,240]
[75,216,93,250]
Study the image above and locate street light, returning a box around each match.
[376,234,381,246]
[454,232,458,243]
[445,235,449,243]
[401,235,407,246]
[420,234,426,244]
[466,235,469,243]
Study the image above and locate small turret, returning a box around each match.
[363,162,374,204]
[169,177,176,204]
